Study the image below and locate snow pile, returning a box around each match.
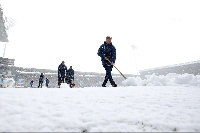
[0,77,15,88]
[0,87,199,132]
[60,83,70,88]
[122,77,147,86]
[123,73,200,86]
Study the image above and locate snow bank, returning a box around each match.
[60,83,70,88]
[123,73,200,86]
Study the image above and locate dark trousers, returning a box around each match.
[103,65,114,84]
[61,77,65,83]
[58,77,65,86]
[38,81,43,88]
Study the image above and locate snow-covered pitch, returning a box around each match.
[0,86,199,132]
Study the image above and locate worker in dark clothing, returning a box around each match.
[66,66,75,88]
[97,36,117,87]
[38,73,44,88]
[58,61,67,87]
[30,80,34,88]
[45,78,49,88]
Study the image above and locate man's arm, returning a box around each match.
[65,66,67,75]
[110,46,116,64]
[58,65,61,77]
[97,45,106,59]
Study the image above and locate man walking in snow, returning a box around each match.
[97,36,117,87]
[38,73,44,88]
[58,61,67,87]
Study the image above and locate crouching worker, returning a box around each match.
[66,66,75,88]
[46,78,49,88]
[30,80,34,88]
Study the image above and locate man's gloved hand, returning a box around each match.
[111,62,115,65]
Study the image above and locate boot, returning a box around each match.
[111,82,117,87]
[102,83,106,87]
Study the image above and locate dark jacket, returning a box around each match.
[46,78,49,84]
[97,41,116,66]
[30,80,34,85]
[39,77,43,82]
[58,64,67,78]
[39,74,44,82]
[67,67,74,79]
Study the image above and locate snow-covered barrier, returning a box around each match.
[122,73,200,86]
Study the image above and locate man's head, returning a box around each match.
[62,61,65,65]
[106,36,112,44]
[70,66,72,68]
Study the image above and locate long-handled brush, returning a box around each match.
[107,59,127,80]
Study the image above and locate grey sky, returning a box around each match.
[1,0,200,74]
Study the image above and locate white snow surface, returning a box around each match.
[123,73,200,86]
[0,86,200,132]
[60,83,70,88]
